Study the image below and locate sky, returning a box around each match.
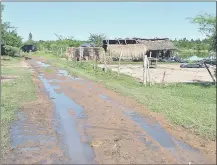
[2,2,216,41]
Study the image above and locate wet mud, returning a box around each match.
[4,57,216,164]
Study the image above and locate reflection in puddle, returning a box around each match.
[99,93,205,163]
[36,61,51,68]
[11,112,56,148]
[39,74,94,164]
[124,111,200,154]
[21,147,40,152]
[99,94,110,100]
[47,79,62,83]
[57,69,81,80]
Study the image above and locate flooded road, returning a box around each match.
[4,57,215,164]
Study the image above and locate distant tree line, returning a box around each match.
[172,38,211,51]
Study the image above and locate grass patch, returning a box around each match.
[1,57,37,153]
[32,51,216,140]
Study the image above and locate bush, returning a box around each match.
[4,45,21,56]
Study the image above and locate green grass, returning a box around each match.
[32,51,216,140]
[1,57,37,153]
[178,49,209,58]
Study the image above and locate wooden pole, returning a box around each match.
[104,51,107,72]
[143,53,147,85]
[79,47,82,61]
[162,70,166,84]
[95,49,98,69]
[147,56,151,86]
[93,48,96,69]
[145,55,148,84]
[118,51,122,77]
[204,62,216,84]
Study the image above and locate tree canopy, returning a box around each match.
[0,4,22,48]
[189,13,216,51]
[88,33,106,47]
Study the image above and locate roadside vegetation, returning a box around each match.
[31,51,216,140]
[1,56,37,154]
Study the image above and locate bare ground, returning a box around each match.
[3,57,216,164]
[98,63,216,83]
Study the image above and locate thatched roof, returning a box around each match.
[108,44,146,53]
[103,38,176,51]
[136,39,176,51]
[106,44,147,59]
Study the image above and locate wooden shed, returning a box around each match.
[102,38,176,60]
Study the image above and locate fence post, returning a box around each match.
[147,57,151,86]
[93,49,96,70]
[118,51,123,77]
[143,53,147,85]
[104,51,107,72]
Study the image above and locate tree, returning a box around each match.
[29,32,33,40]
[88,33,106,47]
[0,4,22,47]
[189,13,216,51]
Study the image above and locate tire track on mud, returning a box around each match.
[4,57,215,164]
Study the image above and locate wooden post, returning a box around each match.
[118,51,123,77]
[204,62,216,84]
[79,47,82,61]
[145,55,148,85]
[95,49,98,69]
[143,53,147,85]
[147,56,151,86]
[104,51,107,72]
[162,70,166,85]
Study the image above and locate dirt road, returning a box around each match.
[3,56,216,164]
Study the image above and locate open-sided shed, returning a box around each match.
[102,38,176,60]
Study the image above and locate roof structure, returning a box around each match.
[103,38,176,51]
[81,42,96,47]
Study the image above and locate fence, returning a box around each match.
[65,47,105,62]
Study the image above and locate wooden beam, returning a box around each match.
[204,62,216,84]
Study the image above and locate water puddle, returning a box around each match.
[99,93,205,163]
[21,147,40,152]
[36,61,51,68]
[47,79,62,83]
[187,56,204,61]
[38,74,94,164]
[99,94,110,100]
[11,112,56,148]
[57,69,81,80]
[125,111,199,152]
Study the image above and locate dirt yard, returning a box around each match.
[98,63,216,83]
[2,56,216,164]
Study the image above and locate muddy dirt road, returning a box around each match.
[4,57,216,164]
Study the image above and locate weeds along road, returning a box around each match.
[3,56,216,164]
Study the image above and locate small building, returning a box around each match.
[135,38,177,58]
[102,38,177,60]
[21,44,37,53]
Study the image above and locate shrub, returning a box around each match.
[4,45,21,57]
